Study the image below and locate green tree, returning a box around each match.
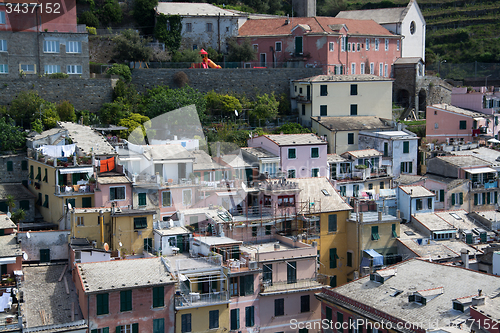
[0,118,27,151]
[227,38,257,62]
[41,104,60,130]
[118,113,151,143]
[112,29,153,63]
[31,119,43,133]
[76,110,100,126]
[141,85,207,124]
[9,91,46,128]
[249,92,279,121]
[5,195,15,212]
[171,49,201,63]
[78,11,99,28]
[277,93,291,115]
[154,14,182,54]
[56,101,77,122]
[133,0,158,34]
[107,64,132,83]
[99,100,131,124]
[11,209,26,224]
[206,91,242,118]
[99,0,122,24]
[274,123,311,134]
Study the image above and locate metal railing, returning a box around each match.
[174,290,228,308]
[261,277,322,293]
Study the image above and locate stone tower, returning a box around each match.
[292,0,316,17]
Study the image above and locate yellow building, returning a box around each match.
[172,255,230,333]
[346,205,401,280]
[292,74,393,128]
[294,178,352,288]
[28,158,95,226]
[71,208,155,254]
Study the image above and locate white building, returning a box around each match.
[155,2,248,52]
[358,130,418,178]
[337,0,426,62]
[397,185,435,223]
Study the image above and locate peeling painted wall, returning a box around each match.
[18,230,70,261]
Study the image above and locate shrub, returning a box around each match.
[227,38,256,62]
[112,29,153,63]
[48,72,69,79]
[107,64,132,82]
[173,71,189,88]
[171,49,200,63]
[86,26,97,35]
[56,101,77,122]
[99,0,122,24]
[79,11,99,28]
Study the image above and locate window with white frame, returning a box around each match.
[365,38,370,50]
[77,216,84,226]
[67,41,81,53]
[0,64,7,74]
[341,36,346,52]
[397,40,400,51]
[375,38,379,51]
[185,23,192,32]
[44,65,61,74]
[370,63,374,74]
[351,63,356,75]
[360,63,365,74]
[384,64,388,77]
[275,41,282,52]
[0,40,6,52]
[162,191,171,207]
[347,43,351,52]
[110,186,126,200]
[253,44,258,52]
[67,65,82,74]
[20,64,36,73]
[401,162,413,174]
[357,43,360,51]
[379,63,383,76]
[182,189,192,206]
[0,11,5,24]
[43,40,59,53]
[329,42,334,52]
[385,39,389,51]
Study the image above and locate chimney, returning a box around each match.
[359,212,363,223]
[471,295,486,306]
[378,210,383,221]
[397,210,401,219]
[461,248,469,269]
[274,243,280,251]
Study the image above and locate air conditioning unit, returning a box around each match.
[361,266,370,276]
[248,261,258,270]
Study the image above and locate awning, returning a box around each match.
[363,249,384,266]
[465,167,497,174]
[0,257,18,265]
[488,138,500,143]
[59,167,94,174]
[473,117,485,121]
[379,189,396,197]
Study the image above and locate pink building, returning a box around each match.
[426,104,493,144]
[247,133,328,178]
[238,17,401,75]
[94,175,133,209]
[451,86,500,115]
[75,257,176,333]
[0,214,22,278]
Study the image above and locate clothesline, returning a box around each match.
[38,144,76,158]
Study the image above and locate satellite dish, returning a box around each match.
[119,242,123,247]
[234,110,239,117]
[67,203,72,210]
[22,252,28,260]
[6,212,11,218]
[103,243,109,251]
[26,232,31,239]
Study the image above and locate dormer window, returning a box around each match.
[369,268,397,284]
[409,287,444,305]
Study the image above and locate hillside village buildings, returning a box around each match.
[2,0,500,332]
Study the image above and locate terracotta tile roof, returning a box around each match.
[238,16,395,37]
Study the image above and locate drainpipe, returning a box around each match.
[36,5,41,75]
[99,210,104,247]
[218,13,221,53]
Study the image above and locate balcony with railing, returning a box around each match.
[335,166,390,182]
[174,289,229,308]
[260,277,323,295]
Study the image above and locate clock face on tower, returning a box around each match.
[410,21,416,35]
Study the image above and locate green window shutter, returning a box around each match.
[326,306,332,321]
[400,162,404,173]
[91,330,98,333]
[116,327,121,333]
[215,171,222,181]
[20,200,30,211]
[337,312,344,333]
[97,293,109,315]
[487,192,491,204]
[245,306,255,327]
[451,194,456,206]
[440,189,445,202]
[403,141,409,153]
[204,172,210,181]
[409,162,413,173]
[371,225,380,240]
[392,223,398,238]
[120,290,132,312]
[295,36,303,53]
[288,149,296,159]
[6,161,13,171]
[21,160,28,170]
[330,248,337,269]
[36,167,41,180]
[459,192,464,205]
[43,168,47,182]
[82,197,91,208]
[132,323,138,333]
[153,286,164,308]
[330,275,337,287]
[138,193,146,206]
[231,308,239,330]
[474,193,478,205]
[347,252,352,267]
[103,328,109,333]
[153,319,164,333]
[328,214,337,232]
[30,165,34,179]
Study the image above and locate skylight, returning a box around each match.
[322,189,330,196]
[449,213,462,220]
